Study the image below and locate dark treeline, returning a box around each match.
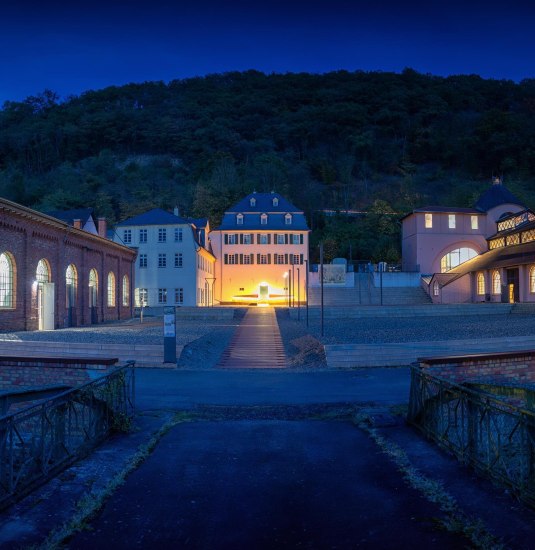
[2,69,535,262]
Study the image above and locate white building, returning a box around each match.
[209,192,309,304]
[114,209,216,308]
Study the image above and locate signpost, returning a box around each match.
[163,306,176,363]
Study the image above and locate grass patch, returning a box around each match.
[353,412,504,550]
[37,412,194,550]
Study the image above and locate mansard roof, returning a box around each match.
[474,182,525,212]
[219,192,309,231]
[117,208,190,226]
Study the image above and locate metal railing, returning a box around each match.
[0,362,135,508]
[408,366,535,506]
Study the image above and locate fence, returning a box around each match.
[408,365,535,506]
[0,362,135,508]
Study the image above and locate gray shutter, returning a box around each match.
[235,233,239,243]
[300,234,304,244]
[250,253,254,264]
[268,234,271,244]
[285,234,288,244]
[224,254,228,264]
[251,233,254,244]
[240,254,243,264]
[257,253,260,264]
[285,253,289,264]
[240,234,243,244]
[300,254,304,265]
[274,233,278,244]
[257,234,261,244]
[268,254,271,264]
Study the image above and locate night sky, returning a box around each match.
[2,0,535,104]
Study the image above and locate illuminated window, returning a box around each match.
[138,288,148,307]
[122,275,129,306]
[425,213,432,228]
[66,264,77,308]
[36,259,50,282]
[158,228,166,242]
[174,253,183,268]
[237,214,244,225]
[107,272,116,307]
[471,216,478,230]
[123,229,132,243]
[440,248,477,273]
[433,281,439,296]
[139,229,147,243]
[448,214,456,229]
[175,288,184,304]
[285,213,292,225]
[0,252,14,308]
[158,288,167,303]
[174,228,183,242]
[476,273,485,295]
[261,213,268,225]
[158,254,166,268]
[139,254,147,268]
[492,271,501,294]
[530,266,535,293]
[89,269,98,307]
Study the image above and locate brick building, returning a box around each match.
[0,197,136,331]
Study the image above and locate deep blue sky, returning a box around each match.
[2,0,535,104]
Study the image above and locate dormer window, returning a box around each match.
[236,213,244,225]
[261,213,268,225]
[250,197,256,207]
[285,213,292,225]
[273,197,279,207]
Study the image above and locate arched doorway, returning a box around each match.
[66,264,77,326]
[36,259,54,330]
[89,269,98,324]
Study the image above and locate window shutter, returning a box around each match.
[224,234,228,245]
[235,233,238,243]
[240,254,243,264]
[257,234,261,244]
[268,234,271,244]
[224,254,228,264]
[274,233,278,244]
[250,233,254,244]
[285,234,288,244]
[285,253,289,264]
[267,254,271,264]
[240,234,243,244]
[234,254,239,264]
[250,253,254,264]
[257,253,260,264]
[300,234,304,244]
[300,254,304,265]
[274,255,278,265]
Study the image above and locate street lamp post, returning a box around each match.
[297,267,301,321]
[305,259,309,327]
[283,272,289,308]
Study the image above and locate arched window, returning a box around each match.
[122,275,130,306]
[66,264,77,308]
[492,270,501,294]
[36,259,50,282]
[107,272,116,307]
[273,197,279,206]
[530,266,535,293]
[433,281,439,296]
[440,247,478,273]
[476,272,485,295]
[236,213,243,225]
[285,213,292,225]
[0,252,15,308]
[260,213,268,225]
[89,269,98,308]
[250,197,256,207]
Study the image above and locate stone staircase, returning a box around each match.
[0,341,182,368]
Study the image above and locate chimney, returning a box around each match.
[174,205,179,217]
[73,219,82,229]
[98,217,107,239]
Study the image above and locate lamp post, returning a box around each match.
[284,272,289,307]
[297,267,301,321]
[320,242,324,337]
[304,259,309,327]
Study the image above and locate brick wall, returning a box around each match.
[420,351,535,384]
[0,199,136,331]
[0,364,111,390]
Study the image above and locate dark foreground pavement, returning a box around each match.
[1,367,535,549]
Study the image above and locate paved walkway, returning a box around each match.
[217,307,286,368]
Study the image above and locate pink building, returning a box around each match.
[401,179,535,303]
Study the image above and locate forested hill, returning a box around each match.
[2,69,535,261]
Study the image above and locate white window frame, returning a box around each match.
[174,253,183,268]
[139,254,147,268]
[237,214,244,225]
[158,253,167,268]
[276,234,285,244]
[285,213,292,225]
[471,216,478,230]
[139,229,147,243]
[158,228,167,242]
[123,229,132,243]
[243,234,252,245]
[425,213,432,229]
[448,214,456,229]
[158,288,167,303]
[260,213,268,225]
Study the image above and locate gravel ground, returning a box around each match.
[301,314,535,345]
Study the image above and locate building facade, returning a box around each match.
[114,209,216,308]
[0,197,136,331]
[401,179,535,303]
[209,192,309,304]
